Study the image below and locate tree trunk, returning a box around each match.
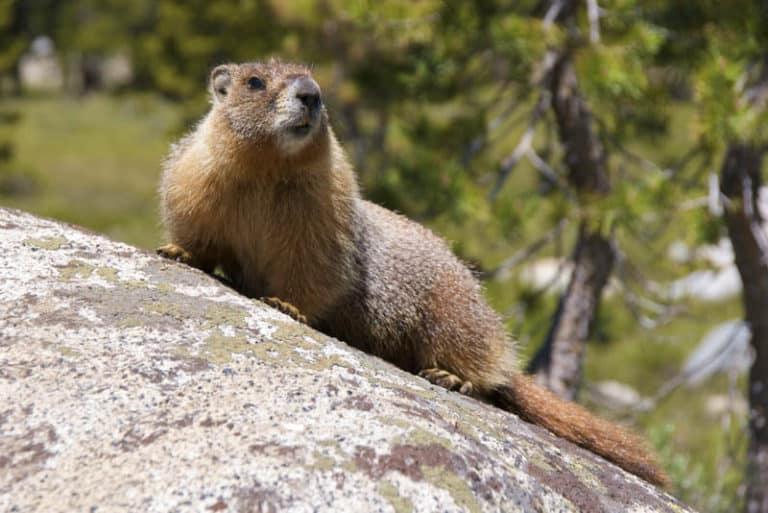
[527,40,615,400]
[528,223,615,400]
[719,144,768,513]
[550,53,610,195]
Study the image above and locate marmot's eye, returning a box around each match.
[247,77,265,90]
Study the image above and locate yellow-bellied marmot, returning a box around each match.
[158,59,666,487]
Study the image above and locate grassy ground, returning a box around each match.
[1,94,180,248]
[0,93,746,511]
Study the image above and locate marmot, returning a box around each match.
[158,59,666,487]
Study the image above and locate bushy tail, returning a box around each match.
[493,374,668,487]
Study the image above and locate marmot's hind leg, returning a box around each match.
[419,368,474,396]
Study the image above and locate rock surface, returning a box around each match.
[0,207,695,513]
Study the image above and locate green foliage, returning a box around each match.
[695,48,753,149]
[0,1,25,75]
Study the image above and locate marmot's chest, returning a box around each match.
[231,189,357,321]
[220,185,330,293]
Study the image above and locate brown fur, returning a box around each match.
[495,375,665,486]
[159,59,667,487]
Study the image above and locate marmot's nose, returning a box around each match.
[294,77,321,112]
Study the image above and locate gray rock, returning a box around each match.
[588,381,653,412]
[664,267,742,302]
[682,320,752,386]
[0,208,695,513]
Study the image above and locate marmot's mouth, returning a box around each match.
[288,123,312,136]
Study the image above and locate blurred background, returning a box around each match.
[1,1,767,511]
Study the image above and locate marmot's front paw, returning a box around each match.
[419,368,474,396]
[157,243,193,264]
[260,296,308,324]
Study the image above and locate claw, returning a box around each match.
[157,243,193,264]
[260,296,308,324]
[419,368,474,396]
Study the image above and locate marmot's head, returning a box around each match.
[209,60,327,155]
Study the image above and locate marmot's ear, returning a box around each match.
[210,64,232,102]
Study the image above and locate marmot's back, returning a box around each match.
[321,199,515,390]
